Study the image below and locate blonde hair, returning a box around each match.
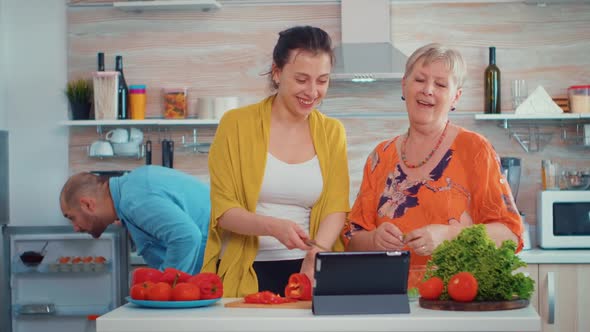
[404,43,467,89]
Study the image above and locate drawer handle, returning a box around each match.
[547,271,555,325]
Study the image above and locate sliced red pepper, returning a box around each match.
[244,291,296,304]
[284,273,312,301]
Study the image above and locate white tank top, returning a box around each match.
[254,153,323,261]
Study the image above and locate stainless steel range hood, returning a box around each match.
[331,0,407,82]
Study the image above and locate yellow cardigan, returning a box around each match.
[202,95,351,297]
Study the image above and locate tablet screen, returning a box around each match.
[314,251,410,296]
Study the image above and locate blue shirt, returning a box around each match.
[109,165,210,275]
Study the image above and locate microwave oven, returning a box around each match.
[537,190,590,249]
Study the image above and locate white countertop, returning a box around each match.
[518,248,590,264]
[97,298,540,332]
[130,248,590,267]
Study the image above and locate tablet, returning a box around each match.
[314,251,410,296]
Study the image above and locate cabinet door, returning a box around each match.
[538,264,590,332]
[517,264,539,312]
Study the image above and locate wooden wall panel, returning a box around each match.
[67,2,590,232]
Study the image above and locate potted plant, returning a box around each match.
[65,78,93,120]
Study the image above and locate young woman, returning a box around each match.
[202,26,350,297]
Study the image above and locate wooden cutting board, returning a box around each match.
[419,298,529,311]
[224,300,312,309]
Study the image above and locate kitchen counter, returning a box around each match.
[128,248,590,266]
[97,298,540,332]
[518,248,590,264]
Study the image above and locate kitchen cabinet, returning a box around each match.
[518,264,540,312]
[521,263,590,332]
[538,264,590,332]
[474,113,590,152]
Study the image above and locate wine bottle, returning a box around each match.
[97,52,105,71]
[115,55,129,119]
[484,46,501,114]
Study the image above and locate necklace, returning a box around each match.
[401,120,450,169]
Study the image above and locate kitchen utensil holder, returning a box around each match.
[87,144,145,160]
[181,128,210,153]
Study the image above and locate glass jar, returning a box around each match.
[568,85,590,114]
[162,88,188,119]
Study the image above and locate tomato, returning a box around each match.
[131,267,163,285]
[244,291,296,304]
[172,282,201,301]
[447,272,478,302]
[418,277,444,300]
[188,273,223,299]
[130,281,154,300]
[94,256,106,264]
[82,256,93,264]
[147,282,173,301]
[160,268,191,285]
[284,273,312,300]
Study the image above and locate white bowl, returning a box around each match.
[112,141,141,157]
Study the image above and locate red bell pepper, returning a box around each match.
[284,273,312,300]
[160,267,191,285]
[188,272,223,299]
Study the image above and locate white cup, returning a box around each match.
[129,128,143,143]
[105,128,129,144]
[112,141,141,157]
[197,97,215,119]
[213,97,239,119]
[89,140,114,157]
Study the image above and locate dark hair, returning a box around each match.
[267,26,334,90]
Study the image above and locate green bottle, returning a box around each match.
[484,47,501,114]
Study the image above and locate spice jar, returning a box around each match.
[129,85,146,120]
[163,88,188,119]
[568,85,590,114]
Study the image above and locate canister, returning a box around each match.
[568,85,590,113]
[129,84,146,120]
[92,71,119,120]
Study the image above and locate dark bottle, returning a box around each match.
[484,46,501,114]
[115,55,129,119]
[97,52,105,71]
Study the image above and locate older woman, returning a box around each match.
[344,43,522,269]
[202,26,350,297]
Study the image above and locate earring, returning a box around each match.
[401,96,406,101]
[451,107,456,112]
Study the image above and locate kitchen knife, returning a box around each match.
[161,139,170,168]
[304,239,330,251]
[168,139,174,168]
[145,139,152,165]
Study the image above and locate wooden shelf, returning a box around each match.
[474,112,589,153]
[113,0,221,12]
[475,113,584,120]
[60,119,219,126]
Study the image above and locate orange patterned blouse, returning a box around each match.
[343,128,523,268]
